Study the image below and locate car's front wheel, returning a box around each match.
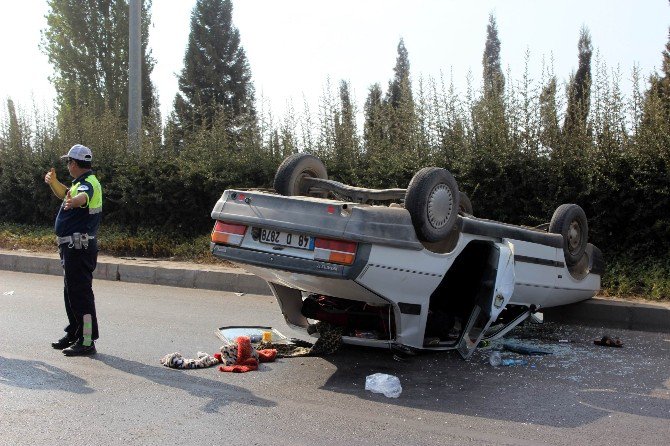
[405,167,461,242]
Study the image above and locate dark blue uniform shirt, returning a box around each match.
[54,171,102,237]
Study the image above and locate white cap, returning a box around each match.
[61,144,93,162]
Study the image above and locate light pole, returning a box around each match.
[128,0,142,152]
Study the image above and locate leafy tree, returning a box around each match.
[171,0,256,145]
[41,0,157,120]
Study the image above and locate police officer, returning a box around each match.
[44,144,103,356]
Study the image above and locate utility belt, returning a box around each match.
[57,233,95,249]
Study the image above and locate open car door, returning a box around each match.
[457,241,515,359]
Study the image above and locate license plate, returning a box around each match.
[259,228,314,250]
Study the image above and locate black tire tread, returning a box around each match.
[459,192,473,215]
[549,203,588,266]
[273,153,327,196]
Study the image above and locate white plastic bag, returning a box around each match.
[365,373,402,398]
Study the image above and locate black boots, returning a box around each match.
[62,339,96,356]
[51,335,76,350]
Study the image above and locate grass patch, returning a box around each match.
[0,222,224,265]
[601,254,670,302]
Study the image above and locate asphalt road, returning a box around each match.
[1,270,669,446]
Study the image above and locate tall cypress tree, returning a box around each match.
[563,27,593,136]
[482,14,505,101]
[41,0,157,120]
[539,76,560,151]
[642,28,670,124]
[385,38,417,161]
[171,0,255,142]
[472,13,507,156]
[387,39,412,108]
[332,80,359,182]
[363,83,387,155]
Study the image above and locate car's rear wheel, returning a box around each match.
[405,167,460,242]
[549,203,588,266]
[273,153,328,196]
[459,192,473,215]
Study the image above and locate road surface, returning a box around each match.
[1,270,669,445]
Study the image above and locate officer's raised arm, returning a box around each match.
[45,167,67,199]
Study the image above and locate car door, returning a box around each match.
[457,241,515,359]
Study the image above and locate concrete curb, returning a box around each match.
[543,298,670,333]
[0,250,270,296]
[1,250,668,333]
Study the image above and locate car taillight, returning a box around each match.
[314,238,357,265]
[211,221,247,246]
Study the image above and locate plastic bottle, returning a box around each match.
[489,351,502,367]
[490,352,527,367]
[501,358,527,366]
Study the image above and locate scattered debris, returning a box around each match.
[489,351,529,367]
[503,342,552,356]
[160,336,278,373]
[594,335,623,348]
[160,351,220,369]
[365,373,402,398]
[219,336,277,373]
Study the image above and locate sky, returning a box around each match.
[0,0,668,123]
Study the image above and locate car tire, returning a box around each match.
[405,167,461,242]
[459,192,473,215]
[273,153,328,196]
[549,203,588,266]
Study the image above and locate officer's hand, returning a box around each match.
[63,190,73,210]
[44,167,56,185]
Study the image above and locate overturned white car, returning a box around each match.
[210,154,603,358]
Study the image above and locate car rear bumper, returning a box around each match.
[211,242,371,280]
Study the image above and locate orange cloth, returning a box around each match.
[219,336,277,373]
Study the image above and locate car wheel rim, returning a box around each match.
[427,184,454,229]
[568,220,581,253]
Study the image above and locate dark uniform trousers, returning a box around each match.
[59,239,99,341]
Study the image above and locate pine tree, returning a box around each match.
[41,0,157,119]
[171,0,255,144]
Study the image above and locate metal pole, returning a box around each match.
[128,0,142,152]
